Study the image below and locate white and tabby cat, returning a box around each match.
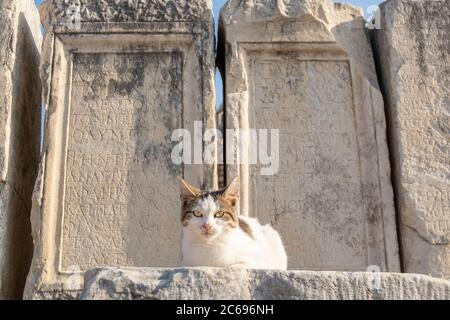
[180,177,287,270]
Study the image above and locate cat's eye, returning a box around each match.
[192,210,203,218]
[215,211,225,218]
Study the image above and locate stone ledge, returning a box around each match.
[81,268,450,300]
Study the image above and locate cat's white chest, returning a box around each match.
[181,239,241,267]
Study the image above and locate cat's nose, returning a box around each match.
[202,223,213,231]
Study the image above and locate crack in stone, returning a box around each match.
[401,222,450,246]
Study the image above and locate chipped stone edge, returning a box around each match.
[0,0,42,299]
[81,267,450,300]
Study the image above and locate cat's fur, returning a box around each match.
[180,177,287,270]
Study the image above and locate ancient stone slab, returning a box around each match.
[81,267,450,300]
[24,0,216,299]
[219,0,400,271]
[372,0,450,279]
[0,0,42,299]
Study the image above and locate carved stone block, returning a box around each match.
[219,0,400,271]
[24,0,216,299]
[372,0,450,279]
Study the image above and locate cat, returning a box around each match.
[180,177,287,270]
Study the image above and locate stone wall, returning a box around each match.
[0,0,448,299]
[372,0,450,279]
[0,0,42,299]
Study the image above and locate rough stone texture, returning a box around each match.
[0,0,42,299]
[218,0,399,272]
[80,268,450,300]
[24,0,216,299]
[372,0,450,279]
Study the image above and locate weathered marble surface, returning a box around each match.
[0,0,41,299]
[24,0,216,299]
[80,268,450,300]
[372,0,450,279]
[219,0,399,272]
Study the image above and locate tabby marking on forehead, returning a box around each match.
[197,195,218,214]
[215,196,237,214]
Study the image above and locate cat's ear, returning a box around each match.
[180,178,201,202]
[221,177,240,207]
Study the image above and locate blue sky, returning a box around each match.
[34,0,382,108]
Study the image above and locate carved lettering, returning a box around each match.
[61,53,183,270]
[250,55,367,269]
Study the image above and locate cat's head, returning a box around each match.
[180,177,240,241]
